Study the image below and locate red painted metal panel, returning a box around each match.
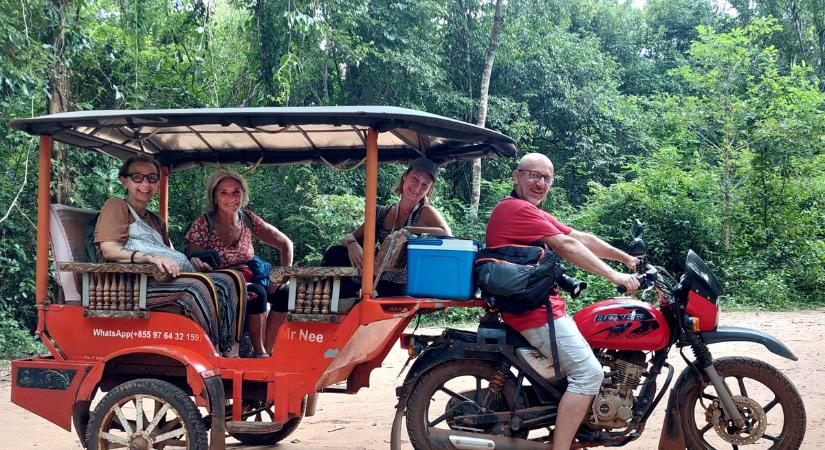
[11,358,94,431]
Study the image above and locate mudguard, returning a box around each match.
[702,326,797,361]
[203,374,226,450]
[396,329,502,403]
[403,330,485,382]
[75,345,217,402]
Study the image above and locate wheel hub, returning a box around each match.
[127,433,151,450]
[705,396,767,445]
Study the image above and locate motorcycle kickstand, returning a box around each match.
[390,402,406,450]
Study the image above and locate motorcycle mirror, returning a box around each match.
[631,219,644,239]
[628,237,647,257]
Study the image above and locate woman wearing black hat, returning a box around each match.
[326,157,452,297]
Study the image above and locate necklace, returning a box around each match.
[392,202,419,231]
[214,217,242,247]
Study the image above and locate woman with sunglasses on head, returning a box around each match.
[94,155,246,357]
[324,157,452,297]
[185,170,294,357]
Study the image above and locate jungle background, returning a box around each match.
[0,0,822,358]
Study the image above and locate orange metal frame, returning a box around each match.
[21,128,480,440]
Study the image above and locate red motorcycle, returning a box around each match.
[394,221,806,449]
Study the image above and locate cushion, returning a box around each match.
[49,204,98,304]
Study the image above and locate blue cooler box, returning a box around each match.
[406,238,478,299]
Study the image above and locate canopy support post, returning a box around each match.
[361,128,379,301]
[35,135,64,359]
[35,135,52,306]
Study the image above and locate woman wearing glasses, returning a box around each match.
[94,155,246,357]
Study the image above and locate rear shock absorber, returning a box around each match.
[488,366,508,396]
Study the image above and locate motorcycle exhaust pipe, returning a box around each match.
[427,427,551,449]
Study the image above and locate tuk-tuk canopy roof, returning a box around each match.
[8,106,517,171]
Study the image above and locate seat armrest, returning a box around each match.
[271,266,360,316]
[58,262,170,281]
[270,266,359,284]
[56,262,163,315]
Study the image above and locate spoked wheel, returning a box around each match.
[679,357,806,450]
[405,360,528,450]
[228,400,303,445]
[86,378,207,450]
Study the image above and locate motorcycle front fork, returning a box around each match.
[683,330,745,427]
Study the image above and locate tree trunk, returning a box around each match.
[255,0,276,97]
[470,0,505,220]
[459,0,474,121]
[49,0,72,204]
[722,146,731,256]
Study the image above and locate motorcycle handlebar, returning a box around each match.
[616,267,657,294]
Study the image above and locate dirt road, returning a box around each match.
[1,311,822,449]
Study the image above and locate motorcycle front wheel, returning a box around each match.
[678,356,806,450]
[404,360,528,450]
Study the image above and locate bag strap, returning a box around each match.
[205,213,214,235]
[546,305,562,378]
[239,209,254,229]
[374,204,390,237]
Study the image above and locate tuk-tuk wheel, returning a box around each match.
[229,400,303,445]
[85,378,207,450]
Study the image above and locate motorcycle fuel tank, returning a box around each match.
[574,299,670,351]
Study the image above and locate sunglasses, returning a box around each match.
[126,173,160,184]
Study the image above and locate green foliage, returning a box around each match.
[729,0,825,79]
[418,306,485,327]
[573,147,722,272]
[285,193,365,264]
[0,0,823,339]
[0,312,43,359]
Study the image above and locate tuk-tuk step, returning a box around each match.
[225,420,284,434]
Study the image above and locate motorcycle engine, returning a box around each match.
[589,351,647,428]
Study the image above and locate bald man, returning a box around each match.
[485,152,640,450]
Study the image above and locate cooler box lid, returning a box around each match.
[407,238,478,252]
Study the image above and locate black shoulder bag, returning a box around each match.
[474,244,563,378]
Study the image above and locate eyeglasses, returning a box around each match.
[517,169,554,185]
[126,173,160,184]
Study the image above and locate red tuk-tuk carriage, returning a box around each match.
[8,107,516,449]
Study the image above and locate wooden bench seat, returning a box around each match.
[50,204,167,318]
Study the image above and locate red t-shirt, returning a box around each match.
[485,197,573,331]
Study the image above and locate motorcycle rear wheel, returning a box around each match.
[678,356,805,450]
[405,360,528,450]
